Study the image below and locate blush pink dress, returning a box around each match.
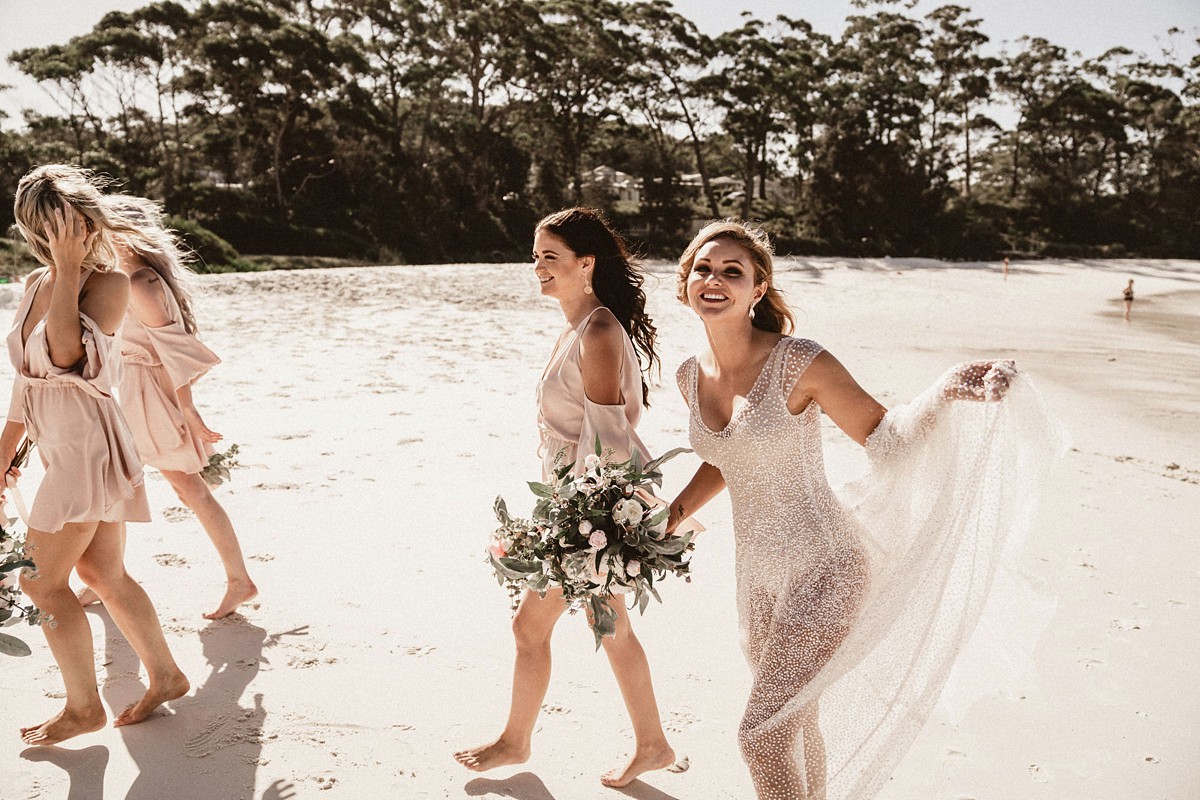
[6,270,150,533]
[536,306,649,481]
[118,275,220,473]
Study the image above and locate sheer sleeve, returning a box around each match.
[574,396,651,475]
[141,322,220,390]
[675,359,695,404]
[844,362,1065,718]
[777,337,824,396]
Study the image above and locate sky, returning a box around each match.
[1,0,1198,126]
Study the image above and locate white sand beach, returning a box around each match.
[0,256,1197,799]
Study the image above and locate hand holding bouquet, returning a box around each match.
[488,439,695,648]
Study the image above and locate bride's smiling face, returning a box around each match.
[533,229,592,299]
[685,238,762,322]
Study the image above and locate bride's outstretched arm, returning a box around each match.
[793,351,887,446]
[666,462,724,535]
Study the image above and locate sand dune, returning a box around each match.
[1,257,1197,799]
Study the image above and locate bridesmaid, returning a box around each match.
[2,165,188,745]
[455,208,678,788]
[76,195,257,619]
[666,220,1045,799]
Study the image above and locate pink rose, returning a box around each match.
[588,530,608,550]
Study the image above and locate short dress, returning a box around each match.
[6,271,150,533]
[536,306,649,481]
[118,275,220,473]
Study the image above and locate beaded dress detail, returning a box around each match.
[679,336,1056,800]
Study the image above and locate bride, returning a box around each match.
[667,220,1054,799]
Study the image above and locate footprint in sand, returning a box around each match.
[1079,657,1105,669]
[1027,764,1051,782]
[153,553,189,568]
[1110,618,1144,631]
[161,506,194,522]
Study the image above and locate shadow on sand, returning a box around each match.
[22,608,301,799]
[464,770,682,800]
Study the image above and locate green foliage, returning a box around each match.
[1,0,1197,259]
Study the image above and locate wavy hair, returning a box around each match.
[537,207,660,405]
[104,195,199,334]
[13,164,136,274]
[676,220,795,335]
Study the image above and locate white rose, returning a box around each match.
[612,498,644,526]
[626,559,641,577]
[583,453,601,471]
[578,519,593,535]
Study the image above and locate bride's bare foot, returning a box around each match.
[202,577,258,620]
[20,705,106,746]
[453,737,531,772]
[113,671,190,727]
[75,586,101,607]
[600,744,681,788]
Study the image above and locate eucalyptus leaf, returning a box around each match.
[0,631,32,657]
[642,447,692,474]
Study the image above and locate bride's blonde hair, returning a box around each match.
[104,195,199,335]
[13,164,137,274]
[677,220,795,335]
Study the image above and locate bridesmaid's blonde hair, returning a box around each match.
[677,220,795,335]
[13,164,136,274]
[104,195,199,335]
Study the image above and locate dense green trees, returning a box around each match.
[2,0,1197,263]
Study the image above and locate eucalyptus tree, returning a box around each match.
[698,14,792,219]
[513,0,642,205]
[623,0,721,216]
[924,4,999,198]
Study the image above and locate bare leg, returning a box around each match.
[18,522,108,746]
[161,469,257,618]
[1123,300,1132,321]
[75,521,189,726]
[599,598,676,787]
[454,589,567,771]
[738,552,865,800]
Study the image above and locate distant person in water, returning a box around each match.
[1123,279,1134,321]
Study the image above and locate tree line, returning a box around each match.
[2,0,1198,267]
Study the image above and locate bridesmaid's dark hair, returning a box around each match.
[536,207,660,405]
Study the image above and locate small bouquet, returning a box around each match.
[488,439,695,648]
[1,437,43,657]
[0,520,43,656]
[201,444,241,488]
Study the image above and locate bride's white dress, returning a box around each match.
[678,336,1055,799]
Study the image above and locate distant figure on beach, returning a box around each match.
[1003,256,1010,280]
[665,220,1054,799]
[3,165,188,745]
[454,208,679,788]
[75,195,257,620]
[1123,278,1134,321]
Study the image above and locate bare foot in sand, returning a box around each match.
[202,577,258,620]
[20,705,106,746]
[75,586,101,607]
[113,672,190,727]
[453,737,531,772]
[600,745,681,788]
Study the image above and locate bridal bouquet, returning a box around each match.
[488,440,695,648]
[0,522,43,657]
